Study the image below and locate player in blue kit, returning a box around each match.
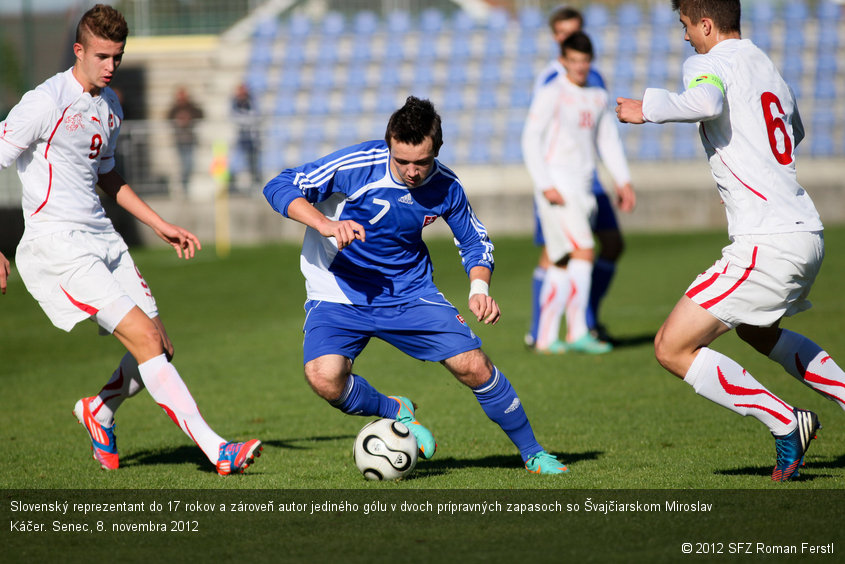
[264,96,567,474]
[525,6,635,348]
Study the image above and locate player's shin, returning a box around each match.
[565,258,592,341]
[529,266,546,345]
[472,366,543,462]
[89,351,145,426]
[331,373,396,417]
[684,347,796,435]
[587,257,615,330]
[769,329,845,410]
[137,354,226,463]
[536,266,568,349]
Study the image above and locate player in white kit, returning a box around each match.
[617,0,844,481]
[0,4,261,475]
[522,31,632,354]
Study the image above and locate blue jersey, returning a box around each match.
[263,140,494,306]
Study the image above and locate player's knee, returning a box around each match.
[135,324,166,358]
[304,361,346,401]
[598,231,624,261]
[653,332,676,373]
[445,349,493,388]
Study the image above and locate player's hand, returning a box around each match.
[154,222,201,259]
[616,97,646,124]
[543,187,565,206]
[469,293,500,325]
[0,251,10,295]
[616,182,636,213]
[321,219,365,250]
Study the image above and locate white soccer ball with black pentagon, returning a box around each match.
[353,418,418,481]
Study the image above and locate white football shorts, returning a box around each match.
[16,230,158,333]
[685,231,824,329]
[535,186,596,264]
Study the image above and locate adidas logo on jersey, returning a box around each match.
[399,193,413,204]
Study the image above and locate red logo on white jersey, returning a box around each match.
[65,113,84,132]
[422,215,438,227]
[108,114,114,127]
[579,111,594,129]
[90,116,101,124]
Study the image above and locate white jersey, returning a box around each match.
[642,39,822,237]
[0,68,123,241]
[522,73,630,197]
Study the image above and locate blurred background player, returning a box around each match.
[263,96,568,474]
[617,0,844,481]
[523,31,633,354]
[0,4,261,475]
[525,6,635,349]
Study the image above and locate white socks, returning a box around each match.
[536,265,568,349]
[684,347,795,436]
[90,352,144,427]
[137,354,225,463]
[769,329,845,410]
[565,258,592,342]
[536,258,593,348]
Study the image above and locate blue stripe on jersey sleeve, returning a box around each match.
[263,140,389,217]
[542,70,559,86]
[586,68,606,89]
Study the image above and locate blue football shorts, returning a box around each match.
[533,174,619,246]
[302,293,483,364]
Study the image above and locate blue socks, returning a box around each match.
[331,374,395,418]
[472,367,542,461]
[333,370,545,463]
[587,257,615,330]
[529,266,545,344]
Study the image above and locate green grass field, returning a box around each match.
[2,227,843,561]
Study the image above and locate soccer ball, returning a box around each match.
[353,418,418,481]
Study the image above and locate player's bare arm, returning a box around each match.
[98,169,201,259]
[615,97,645,124]
[468,265,500,325]
[286,197,365,250]
[0,251,10,295]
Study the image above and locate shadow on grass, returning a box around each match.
[410,450,603,479]
[607,332,656,349]
[121,445,214,472]
[714,453,845,481]
[120,434,357,473]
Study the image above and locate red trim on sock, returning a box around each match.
[735,403,792,425]
[157,403,180,426]
[717,366,792,421]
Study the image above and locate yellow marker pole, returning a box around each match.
[210,140,231,259]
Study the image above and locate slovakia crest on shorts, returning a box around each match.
[422,215,438,227]
[456,313,466,325]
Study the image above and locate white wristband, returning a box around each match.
[469,279,489,298]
